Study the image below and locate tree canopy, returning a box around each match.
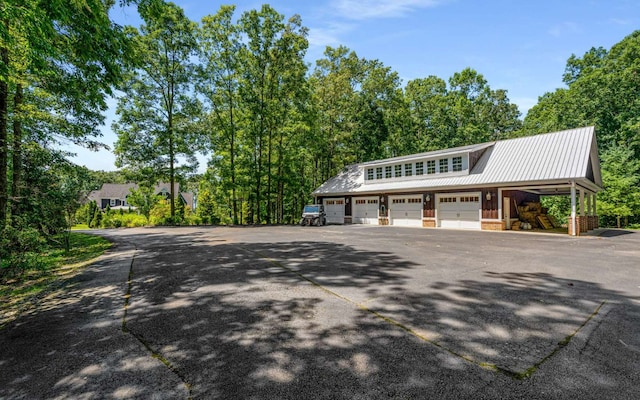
[523,30,640,222]
[1,0,129,276]
[2,0,639,280]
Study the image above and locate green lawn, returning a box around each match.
[0,232,112,328]
[71,223,90,230]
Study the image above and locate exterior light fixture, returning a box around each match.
[380,196,384,203]
[486,192,493,201]
[425,194,431,203]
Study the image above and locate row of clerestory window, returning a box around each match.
[366,156,463,181]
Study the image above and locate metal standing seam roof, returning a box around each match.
[312,126,602,196]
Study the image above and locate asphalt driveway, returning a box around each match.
[1,225,639,399]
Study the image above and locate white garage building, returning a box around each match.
[312,127,603,236]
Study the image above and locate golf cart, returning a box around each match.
[300,204,326,226]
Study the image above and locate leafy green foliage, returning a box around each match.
[401,68,522,153]
[114,0,200,222]
[0,221,45,279]
[0,0,130,279]
[126,185,159,223]
[522,30,640,223]
[597,145,640,225]
[3,0,637,270]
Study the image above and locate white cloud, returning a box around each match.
[511,97,539,116]
[308,22,354,48]
[608,17,630,25]
[331,0,443,20]
[548,21,582,37]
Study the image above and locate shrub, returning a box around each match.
[149,200,171,226]
[99,211,147,228]
[0,223,46,280]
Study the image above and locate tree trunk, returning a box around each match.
[0,45,8,228]
[167,75,176,223]
[11,83,23,216]
[276,127,284,224]
[169,133,175,223]
[253,137,262,225]
[229,101,238,225]
[266,126,272,224]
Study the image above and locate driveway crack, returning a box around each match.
[121,244,193,399]
[242,245,609,380]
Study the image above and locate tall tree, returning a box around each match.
[523,30,640,153]
[238,5,308,224]
[197,5,243,224]
[402,68,521,153]
[114,0,199,223]
[522,30,640,225]
[311,46,364,179]
[0,0,127,230]
[402,75,448,153]
[597,145,640,227]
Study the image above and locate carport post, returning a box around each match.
[570,181,577,236]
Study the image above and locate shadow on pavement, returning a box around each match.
[1,228,639,399]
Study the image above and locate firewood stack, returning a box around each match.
[516,201,554,229]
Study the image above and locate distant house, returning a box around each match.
[88,183,195,211]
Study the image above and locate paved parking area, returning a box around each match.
[1,225,639,399]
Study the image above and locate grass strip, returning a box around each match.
[0,233,112,328]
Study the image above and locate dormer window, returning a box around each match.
[404,163,413,177]
[385,166,392,178]
[376,167,383,179]
[367,168,374,180]
[452,156,463,172]
[439,159,449,173]
[415,162,424,175]
[427,160,435,174]
[394,165,402,177]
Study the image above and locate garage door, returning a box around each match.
[323,198,345,224]
[389,195,423,227]
[353,197,379,225]
[437,193,481,229]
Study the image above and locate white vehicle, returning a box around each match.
[299,204,326,226]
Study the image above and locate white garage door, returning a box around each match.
[323,198,345,224]
[437,193,481,230]
[353,197,379,225]
[389,195,423,227]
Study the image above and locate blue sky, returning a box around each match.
[66,0,638,171]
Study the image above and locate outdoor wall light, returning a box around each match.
[486,192,493,201]
[425,194,431,203]
[380,196,384,203]
[346,198,349,204]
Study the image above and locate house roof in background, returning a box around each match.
[88,182,193,207]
